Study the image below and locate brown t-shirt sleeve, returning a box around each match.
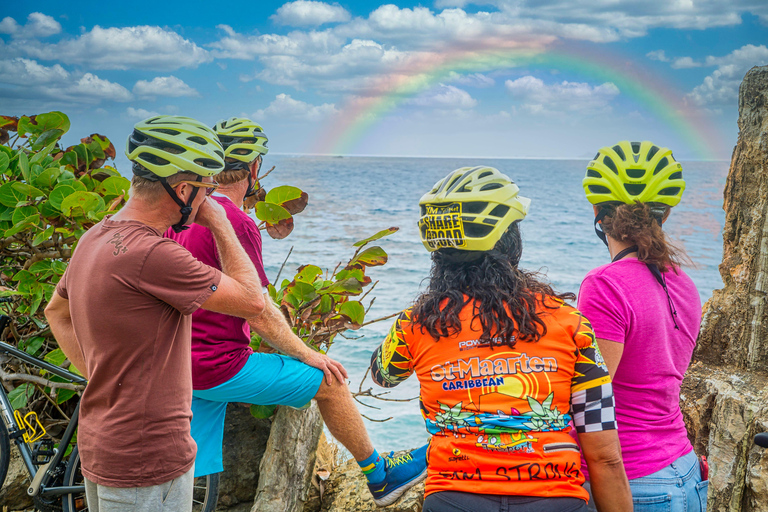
[56,268,70,299]
[139,239,222,315]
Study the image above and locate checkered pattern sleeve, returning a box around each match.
[571,383,617,433]
[370,309,415,388]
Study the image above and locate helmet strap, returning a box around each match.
[593,207,610,247]
[160,175,201,233]
[244,173,257,199]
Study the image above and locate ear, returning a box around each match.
[662,207,671,224]
[174,181,191,202]
[593,205,600,218]
[249,156,261,179]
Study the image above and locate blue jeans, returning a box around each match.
[585,450,708,512]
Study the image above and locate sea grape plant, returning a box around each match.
[0,112,129,421]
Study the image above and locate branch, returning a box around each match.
[274,246,294,285]
[360,311,400,327]
[258,165,276,180]
[0,367,85,391]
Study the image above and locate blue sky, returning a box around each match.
[1,1,767,162]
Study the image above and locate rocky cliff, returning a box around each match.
[681,65,768,512]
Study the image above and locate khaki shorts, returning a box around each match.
[84,464,194,512]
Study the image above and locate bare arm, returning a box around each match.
[596,338,624,377]
[44,291,87,377]
[197,197,265,318]
[249,293,347,384]
[579,430,632,512]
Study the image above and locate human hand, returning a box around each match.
[195,196,228,230]
[301,350,348,385]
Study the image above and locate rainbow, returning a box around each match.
[313,38,727,160]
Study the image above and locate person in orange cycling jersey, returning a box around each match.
[370,167,632,512]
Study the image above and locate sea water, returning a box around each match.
[260,156,728,451]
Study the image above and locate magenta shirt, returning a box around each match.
[165,194,270,390]
[577,258,700,480]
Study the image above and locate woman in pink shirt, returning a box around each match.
[578,141,707,512]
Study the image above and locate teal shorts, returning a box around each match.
[190,351,324,477]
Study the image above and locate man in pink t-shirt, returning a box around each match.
[167,118,427,507]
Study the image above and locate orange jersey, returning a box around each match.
[371,297,614,500]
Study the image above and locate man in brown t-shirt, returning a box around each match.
[45,116,266,511]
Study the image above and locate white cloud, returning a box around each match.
[505,76,620,114]
[254,93,337,120]
[447,72,496,88]
[133,76,199,98]
[0,13,61,39]
[671,56,701,69]
[271,1,351,26]
[127,107,160,119]
[689,44,768,106]
[646,50,669,62]
[0,58,132,104]
[409,84,477,109]
[16,25,211,70]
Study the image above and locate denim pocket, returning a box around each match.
[632,493,672,512]
[696,480,709,512]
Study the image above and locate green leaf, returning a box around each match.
[0,152,9,173]
[11,205,38,225]
[255,201,291,224]
[39,201,61,218]
[44,348,67,367]
[11,182,45,199]
[98,176,131,197]
[33,166,62,189]
[287,281,318,303]
[5,216,37,237]
[353,227,399,247]
[250,404,277,419]
[318,294,334,314]
[0,205,13,221]
[339,300,365,325]
[31,129,64,151]
[18,152,30,182]
[265,185,303,205]
[9,383,34,409]
[61,191,104,217]
[24,336,45,356]
[352,246,388,267]
[30,112,70,134]
[324,278,363,296]
[0,182,26,207]
[31,225,54,246]
[295,264,322,284]
[335,268,367,283]
[56,389,77,404]
[48,183,77,210]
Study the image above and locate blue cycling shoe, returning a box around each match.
[367,445,428,507]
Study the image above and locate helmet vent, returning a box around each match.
[464,223,493,238]
[593,152,600,160]
[478,170,493,179]
[195,158,222,169]
[647,145,660,160]
[653,157,669,175]
[489,204,509,218]
[462,202,486,214]
[659,187,681,196]
[670,171,683,180]
[612,145,626,161]
[139,152,170,166]
[586,170,601,178]
[152,128,180,136]
[626,168,645,179]
[457,185,471,193]
[588,185,611,194]
[624,183,646,196]
[479,183,503,191]
[631,142,641,154]
[603,156,619,175]
[187,136,207,145]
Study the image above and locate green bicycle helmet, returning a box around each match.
[213,117,269,163]
[418,166,530,253]
[126,115,225,178]
[126,115,225,233]
[583,140,685,207]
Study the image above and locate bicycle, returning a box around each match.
[0,310,219,511]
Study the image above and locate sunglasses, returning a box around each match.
[176,180,219,197]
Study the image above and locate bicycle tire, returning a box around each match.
[192,473,220,512]
[0,422,9,491]
[61,445,87,512]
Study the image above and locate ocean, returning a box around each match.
[259,155,729,452]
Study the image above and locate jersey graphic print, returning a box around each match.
[370,300,616,500]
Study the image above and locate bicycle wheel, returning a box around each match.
[0,423,9,490]
[192,473,219,512]
[61,445,88,512]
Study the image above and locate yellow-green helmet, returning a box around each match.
[583,141,685,207]
[213,117,269,163]
[418,166,530,253]
[126,116,225,178]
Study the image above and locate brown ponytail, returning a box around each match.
[600,202,686,272]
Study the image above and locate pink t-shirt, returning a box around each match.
[577,258,701,480]
[166,194,270,390]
